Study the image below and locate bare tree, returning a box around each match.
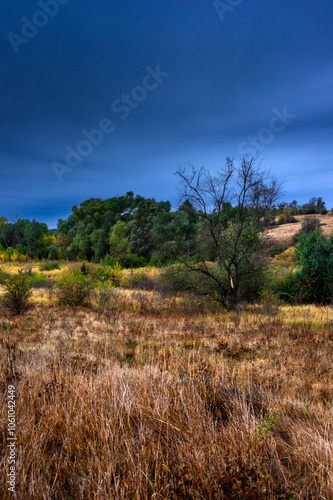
[176,155,283,309]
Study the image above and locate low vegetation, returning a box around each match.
[0,274,332,498]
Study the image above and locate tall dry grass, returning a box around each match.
[0,287,332,499]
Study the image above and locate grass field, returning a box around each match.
[265,213,333,244]
[0,263,332,499]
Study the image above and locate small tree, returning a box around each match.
[3,271,32,315]
[175,155,282,309]
[295,230,333,304]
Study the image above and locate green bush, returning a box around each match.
[294,216,321,243]
[100,255,117,267]
[55,270,93,306]
[295,231,333,304]
[271,271,301,303]
[101,254,146,269]
[119,253,147,268]
[3,271,32,315]
[39,261,60,271]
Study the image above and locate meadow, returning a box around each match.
[0,259,332,499]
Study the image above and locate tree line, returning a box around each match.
[0,167,328,265]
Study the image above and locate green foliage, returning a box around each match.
[93,263,123,286]
[256,410,281,439]
[27,272,52,289]
[294,216,322,243]
[295,231,333,304]
[107,263,124,286]
[3,271,32,315]
[48,244,59,260]
[119,254,147,268]
[0,245,29,262]
[0,219,50,258]
[39,261,60,271]
[271,271,301,302]
[109,221,130,259]
[55,270,93,306]
[101,253,147,269]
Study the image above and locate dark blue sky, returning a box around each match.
[1,0,333,227]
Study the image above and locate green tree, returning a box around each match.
[129,199,171,259]
[109,221,130,260]
[295,228,333,304]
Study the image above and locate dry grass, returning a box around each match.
[265,213,333,243]
[0,284,333,498]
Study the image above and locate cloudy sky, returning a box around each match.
[1,0,333,227]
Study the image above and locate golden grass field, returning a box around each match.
[0,262,333,499]
[265,213,333,243]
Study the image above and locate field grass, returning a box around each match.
[265,213,333,244]
[0,265,333,499]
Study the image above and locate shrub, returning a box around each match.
[162,260,265,306]
[107,263,124,286]
[100,255,117,267]
[101,254,146,269]
[271,271,301,303]
[278,213,286,224]
[55,270,93,306]
[39,261,60,271]
[3,271,32,315]
[294,216,321,244]
[93,264,124,286]
[119,254,147,269]
[93,266,112,283]
[295,231,333,304]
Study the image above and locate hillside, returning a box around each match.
[265,213,333,243]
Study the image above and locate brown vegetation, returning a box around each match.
[265,213,333,244]
[0,283,332,499]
